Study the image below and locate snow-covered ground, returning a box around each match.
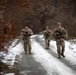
[0,39,24,75]
[0,35,76,75]
[31,35,76,75]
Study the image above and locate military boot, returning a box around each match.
[57,51,61,59]
[61,54,65,57]
[25,50,27,54]
[29,50,31,54]
[46,47,49,50]
[58,55,61,59]
[61,47,65,57]
[46,44,49,50]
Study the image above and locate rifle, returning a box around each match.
[55,30,65,39]
[23,31,31,37]
[44,31,50,39]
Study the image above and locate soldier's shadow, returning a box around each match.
[48,46,76,71]
[35,36,76,71]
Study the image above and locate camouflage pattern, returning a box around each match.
[43,29,52,49]
[22,27,33,54]
[54,26,67,58]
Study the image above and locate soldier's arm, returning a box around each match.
[22,29,25,34]
[53,29,58,36]
[49,30,52,35]
[21,29,25,40]
[43,30,47,36]
[43,30,47,38]
[29,29,33,36]
[49,30,52,39]
[52,28,60,39]
[31,29,33,35]
[62,28,68,39]
[65,30,68,39]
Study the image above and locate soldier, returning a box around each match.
[53,22,68,59]
[43,26,52,49]
[22,26,33,54]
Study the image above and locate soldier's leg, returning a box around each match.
[45,39,49,49]
[24,42,27,53]
[61,39,65,57]
[48,40,50,49]
[28,41,31,54]
[45,39,47,49]
[56,40,61,58]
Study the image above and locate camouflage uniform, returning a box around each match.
[54,27,67,58]
[43,29,52,49]
[22,28,33,54]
